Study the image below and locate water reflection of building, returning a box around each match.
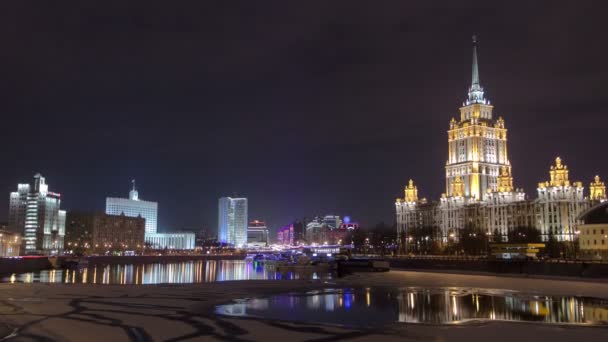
[396,289,588,324]
[10,259,327,285]
[584,302,608,322]
[303,290,354,312]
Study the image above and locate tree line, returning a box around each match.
[404,223,580,258]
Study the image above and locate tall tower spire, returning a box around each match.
[447,35,508,200]
[471,35,480,87]
[466,35,486,105]
[129,179,139,200]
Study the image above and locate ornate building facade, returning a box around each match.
[396,38,601,251]
[446,36,510,200]
[536,157,588,241]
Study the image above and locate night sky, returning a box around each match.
[1,2,607,235]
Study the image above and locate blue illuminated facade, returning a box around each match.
[218,197,248,247]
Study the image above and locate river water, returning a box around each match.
[1,260,331,285]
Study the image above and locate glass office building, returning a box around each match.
[105,181,158,234]
[218,197,248,247]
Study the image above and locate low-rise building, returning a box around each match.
[577,202,608,260]
[0,229,22,256]
[145,232,195,250]
[247,220,269,247]
[65,211,145,254]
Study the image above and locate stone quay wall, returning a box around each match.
[389,257,608,278]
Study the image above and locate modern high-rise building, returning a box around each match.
[218,197,248,247]
[8,173,66,254]
[105,180,158,235]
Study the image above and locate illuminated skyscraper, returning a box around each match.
[445,36,511,200]
[396,38,601,250]
[218,197,248,247]
[106,180,158,234]
[8,173,66,254]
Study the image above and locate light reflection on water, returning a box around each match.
[215,288,608,326]
[3,260,331,285]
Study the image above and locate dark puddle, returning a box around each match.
[215,287,608,327]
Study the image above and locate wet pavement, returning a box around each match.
[216,287,608,327]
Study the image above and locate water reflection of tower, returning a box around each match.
[205,260,217,282]
[307,294,321,310]
[398,291,420,323]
